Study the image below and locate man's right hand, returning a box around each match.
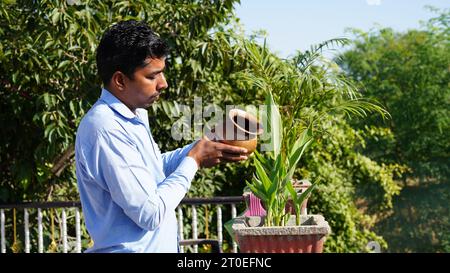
[187,136,248,168]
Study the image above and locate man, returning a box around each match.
[75,20,248,253]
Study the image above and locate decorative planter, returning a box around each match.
[231,214,331,253]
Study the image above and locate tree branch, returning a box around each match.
[50,144,75,177]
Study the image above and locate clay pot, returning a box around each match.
[209,109,263,154]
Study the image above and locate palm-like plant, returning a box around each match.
[249,90,315,226]
[239,38,389,227]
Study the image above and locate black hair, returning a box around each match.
[96,20,169,86]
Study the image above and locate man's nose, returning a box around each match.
[157,74,168,90]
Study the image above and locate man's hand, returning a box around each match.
[187,136,248,168]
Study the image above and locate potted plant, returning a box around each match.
[229,91,331,253]
[226,39,388,253]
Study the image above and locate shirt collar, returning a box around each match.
[99,88,136,120]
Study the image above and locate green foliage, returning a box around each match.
[376,181,450,252]
[338,8,450,252]
[1,0,405,253]
[0,0,242,251]
[0,0,241,202]
[235,37,399,251]
[301,118,402,252]
[248,92,314,227]
[339,11,449,181]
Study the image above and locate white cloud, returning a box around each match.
[366,0,382,6]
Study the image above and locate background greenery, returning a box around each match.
[338,8,450,252]
[0,0,447,252]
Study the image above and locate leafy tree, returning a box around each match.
[338,8,450,252]
[0,0,240,202]
[0,0,243,252]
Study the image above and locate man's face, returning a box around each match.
[123,57,168,110]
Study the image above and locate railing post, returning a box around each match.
[177,207,184,253]
[62,209,67,253]
[75,208,81,253]
[231,204,238,253]
[37,208,43,253]
[191,205,198,253]
[216,206,223,251]
[24,208,30,253]
[1,209,5,253]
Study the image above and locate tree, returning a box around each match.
[338,8,450,252]
[0,0,240,202]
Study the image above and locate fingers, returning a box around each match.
[215,142,248,155]
[221,152,248,162]
[195,138,249,168]
[202,158,221,168]
[212,150,247,162]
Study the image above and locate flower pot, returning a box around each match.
[208,109,263,154]
[231,214,331,253]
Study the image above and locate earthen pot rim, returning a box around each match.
[228,109,264,137]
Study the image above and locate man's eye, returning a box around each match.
[147,76,156,80]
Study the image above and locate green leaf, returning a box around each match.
[69,101,76,117]
[288,129,312,168]
[264,91,282,157]
[286,181,298,202]
[254,150,270,171]
[44,41,54,50]
[246,180,268,201]
[51,9,60,25]
[11,71,18,84]
[44,123,56,139]
[251,175,263,188]
[289,128,310,159]
[34,73,40,85]
[57,60,71,69]
[254,157,272,193]
[296,182,318,210]
[282,138,312,189]
[269,153,282,182]
[267,177,279,205]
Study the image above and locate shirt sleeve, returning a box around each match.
[161,140,199,176]
[92,129,198,231]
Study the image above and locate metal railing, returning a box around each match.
[0,196,245,253]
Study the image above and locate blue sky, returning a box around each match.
[234,0,449,58]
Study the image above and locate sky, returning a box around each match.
[234,0,449,58]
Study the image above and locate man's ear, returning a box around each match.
[110,71,126,91]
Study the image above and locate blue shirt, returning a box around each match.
[75,88,198,253]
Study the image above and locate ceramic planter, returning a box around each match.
[231,214,331,253]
